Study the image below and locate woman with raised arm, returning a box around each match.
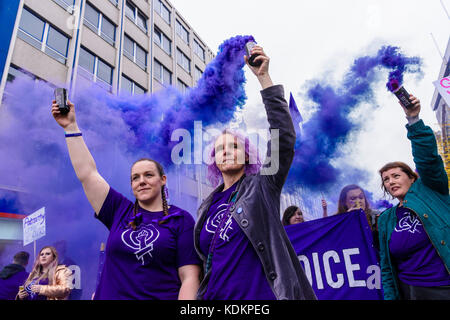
[193,44,316,300]
[377,94,450,300]
[51,96,201,300]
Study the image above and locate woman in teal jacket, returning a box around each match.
[377,94,450,300]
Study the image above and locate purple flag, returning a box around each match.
[285,210,383,300]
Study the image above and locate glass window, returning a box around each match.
[154,59,162,81]
[78,47,95,73]
[84,3,99,27]
[155,0,170,24]
[177,79,188,93]
[176,20,189,44]
[162,35,171,55]
[194,40,205,61]
[46,27,69,56]
[177,49,190,72]
[137,12,147,31]
[161,5,170,24]
[134,84,145,95]
[121,75,133,94]
[97,59,112,84]
[163,67,171,85]
[153,28,161,44]
[101,17,115,41]
[124,35,134,56]
[125,1,135,19]
[195,66,203,82]
[135,45,147,67]
[19,8,45,41]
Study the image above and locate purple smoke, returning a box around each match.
[284,46,422,193]
[0,35,253,298]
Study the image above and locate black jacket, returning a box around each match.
[194,85,317,300]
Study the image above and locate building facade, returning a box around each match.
[431,36,450,190]
[0,0,215,100]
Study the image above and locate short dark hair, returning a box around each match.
[13,251,30,266]
[282,206,301,226]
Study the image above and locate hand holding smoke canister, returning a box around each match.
[389,80,413,109]
[54,88,70,114]
[245,41,262,67]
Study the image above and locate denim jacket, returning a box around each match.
[194,85,317,300]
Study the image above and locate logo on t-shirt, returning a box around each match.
[205,204,234,242]
[395,213,422,234]
[121,224,160,265]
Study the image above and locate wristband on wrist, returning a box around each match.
[65,132,82,138]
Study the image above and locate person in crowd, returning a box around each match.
[282,206,304,226]
[377,94,450,300]
[336,185,379,230]
[16,246,72,300]
[51,99,201,300]
[193,44,316,300]
[0,251,29,300]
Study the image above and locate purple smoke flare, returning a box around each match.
[285,45,422,192]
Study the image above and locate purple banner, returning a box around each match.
[285,210,383,300]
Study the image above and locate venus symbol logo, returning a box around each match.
[395,214,422,234]
[121,224,160,265]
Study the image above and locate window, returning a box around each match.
[78,46,113,90]
[137,12,147,31]
[176,20,189,44]
[154,0,170,25]
[19,9,45,42]
[123,34,147,70]
[125,1,135,20]
[154,59,171,86]
[52,0,76,12]
[97,59,112,84]
[153,27,171,56]
[126,1,148,32]
[78,47,95,73]
[177,79,189,94]
[194,66,203,82]
[121,74,145,95]
[84,3,116,45]
[193,39,205,61]
[46,26,69,61]
[18,8,69,64]
[177,48,190,73]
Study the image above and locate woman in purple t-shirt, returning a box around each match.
[51,99,201,300]
[377,94,450,300]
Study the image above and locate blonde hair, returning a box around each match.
[23,246,59,287]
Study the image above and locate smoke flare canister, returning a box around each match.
[245,41,262,67]
[389,80,413,109]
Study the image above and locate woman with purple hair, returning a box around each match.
[193,45,316,300]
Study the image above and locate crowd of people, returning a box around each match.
[0,44,448,301]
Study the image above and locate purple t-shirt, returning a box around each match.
[25,278,49,300]
[199,183,276,300]
[389,206,450,287]
[94,187,201,300]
